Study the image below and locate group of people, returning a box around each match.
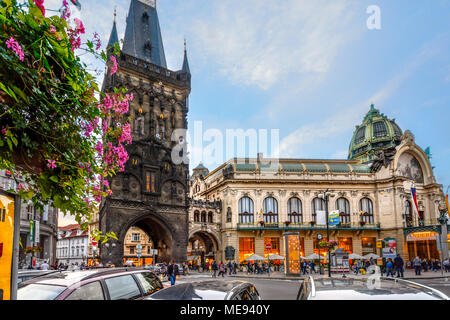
[299,260,317,275]
[411,257,450,275]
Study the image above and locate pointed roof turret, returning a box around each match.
[122,0,167,68]
[181,39,190,74]
[107,9,119,54]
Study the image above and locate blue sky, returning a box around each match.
[50,0,450,223]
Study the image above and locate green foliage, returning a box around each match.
[0,0,119,243]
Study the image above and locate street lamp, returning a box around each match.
[318,189,335,278]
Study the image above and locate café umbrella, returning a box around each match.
[304,253,326,260]
[267,254,285,260]
[348,253,365,260]
[245,254,266,261]
[363,253,381,259]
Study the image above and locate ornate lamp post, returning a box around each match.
[318,189,335,278]
[437,201,449,264]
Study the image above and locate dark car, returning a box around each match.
[17,268,163,300]
[17,270,59,284]
[296,276,449,300]
[146,280,262,300]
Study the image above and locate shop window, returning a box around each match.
[361,237,376,254]
[313,237,328,259]
[264,238,280,258]
[338,237,353,254]
[239,238,255,263]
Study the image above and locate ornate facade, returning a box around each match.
[190,106,448,264]
[100,0,191,265]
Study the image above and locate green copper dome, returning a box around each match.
[348,105,403,163]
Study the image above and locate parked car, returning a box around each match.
[146,280,262,300]
[296,276,449,300]
[17,268,164,300]
[17,270,59,284]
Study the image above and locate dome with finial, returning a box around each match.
[348,104,403,163]
[193,162,209,178]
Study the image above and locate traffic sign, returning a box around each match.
[92,239,98,246]
[265,243,272,250]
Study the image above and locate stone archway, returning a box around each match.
[100,205,186,266]
[188,231,220,266]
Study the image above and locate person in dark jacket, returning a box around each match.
[167,261,178,286]
[211,260,218,277]
[394,254,404,278]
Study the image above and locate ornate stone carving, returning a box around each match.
[371,146,397,172]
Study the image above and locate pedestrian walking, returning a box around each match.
[167,261,178,286]
[309,261,316,274]
[394,254,404,278]
[385,259,394,277]
[211,260,218,277]
[40,260,49,270]
[218,262,225,277]
[227,261,233,275]
[443,258,450,272]
[233,261,237,274]
[413,257,422,276]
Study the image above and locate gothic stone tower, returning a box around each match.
[100,0,191,265]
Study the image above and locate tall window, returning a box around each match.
[373,121,388,138]
[404,200,413,227]
[132,233,140,242]
[287,198,303,223]
[194,210,200,222]
[263,197,278,224]
[226,207,232,223]
[207,212,213,223]
[146,172,156,193]
[355,126,366,145]
[359,198,374,223]
[336,198,350,224]
[238,197,254,224]
[201,211,207,223]
[312,198,325,223]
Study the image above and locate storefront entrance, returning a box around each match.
[406,231,440,261]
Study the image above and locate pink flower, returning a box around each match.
[102,180,109,187]
[6,37,24,61]
[73,18,85,34]
[118,123,132,144]
[49,25,56,33]
[47,159,56,169]
[18,184,26,192]
[62,0,71,20]
[109,55,118,75]
[93,32,101,51]
[33,0,45,16]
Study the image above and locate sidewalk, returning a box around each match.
[188,269,450,281]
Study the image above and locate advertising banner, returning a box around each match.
[316,211,326,225]
[329,210,340,226]
[0,194,15,300]
[382,239,397,259]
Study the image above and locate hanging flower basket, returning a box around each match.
[319,241,337,250]
[284,221,291,226]
[310,221,316,226]
[259,221,265,226]
[360,221,367,226]
[24,246,43,254]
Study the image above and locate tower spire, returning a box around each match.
[181,38,190,74]
[107,9,119,54]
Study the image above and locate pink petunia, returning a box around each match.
[6,37,24,61]
[109,55,118,75]
[47,159,56,169]
[33,0,45,16]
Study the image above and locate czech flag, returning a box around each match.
[445,193,450,215]
[411,187,420,216]
[71,0,81,10]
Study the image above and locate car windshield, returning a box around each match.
[17,284,66,300]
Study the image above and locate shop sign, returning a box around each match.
[376,240,383,248]
[407,232,438,242]
[0,194,15,300]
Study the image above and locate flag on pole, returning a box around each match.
[411,187,420,216]
[71,0,81,11]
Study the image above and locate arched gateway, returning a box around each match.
[99,1,191,266]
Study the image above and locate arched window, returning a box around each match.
[359,198,374,223]
[207,211,213,223]
[336,198,350,224]
[287,198,303,224]
[226,207,232,223]
[404,200,413,227]
[238,197,254,224]
[373,121,388,138]
[263,197,278,224]
[312,198,326,223]
[355,126,366,145]
[201,211,207,223]
[194,210,200,222]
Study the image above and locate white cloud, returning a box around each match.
[278,36,442,159]
[189,0,359,90]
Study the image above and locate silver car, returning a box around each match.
[297,276,449,300]
[146,280,262,300]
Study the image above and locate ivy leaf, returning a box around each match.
[49,176,59,183]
